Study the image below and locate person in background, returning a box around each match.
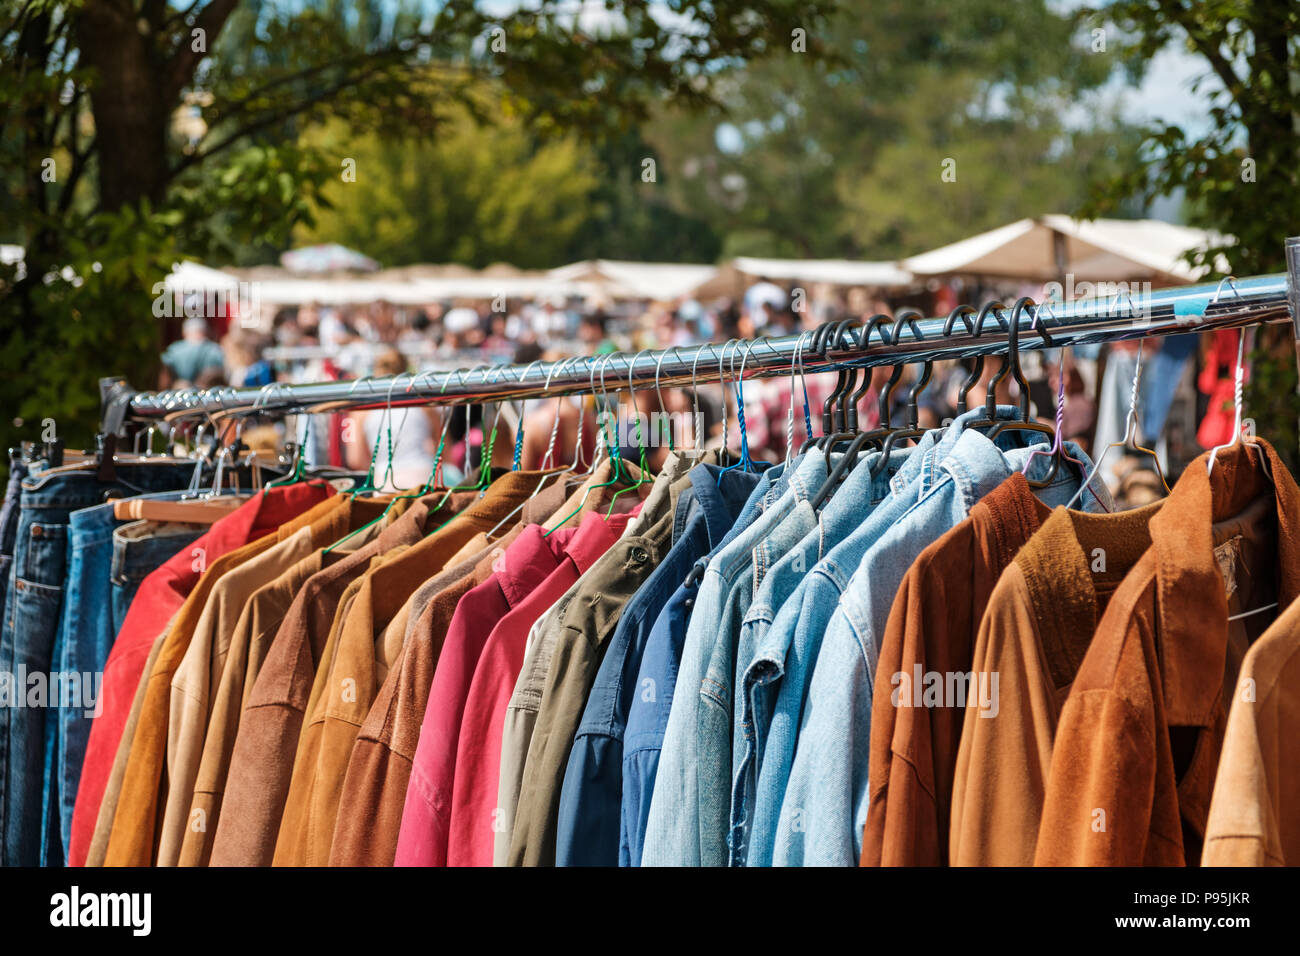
[160,316,226,388]
[222,330,275,388]
[744,276,787,330]
[579,311,615,355]
[342,348,440,490]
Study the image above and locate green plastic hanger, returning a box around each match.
[543,354,628,537]
[605,349,655,517]
[321,372,414,555]
[428,365,510,535]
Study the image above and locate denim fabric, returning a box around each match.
[726,442,931,865]
[764,431,1112,866]
[0,459,30,641]
[619,458,789,866]
[0,462,195,865]
[642,450,829,866]
[109,519,206,637]
[1140,333,1197,443]
[38,493,205,866]
[555,463,762,866]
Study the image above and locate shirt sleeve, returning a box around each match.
[769,603,873,867]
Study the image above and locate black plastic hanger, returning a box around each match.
[963,298,1059,485]
[868,313,934,478]
[814,321,859,450]
[807,313,906,509]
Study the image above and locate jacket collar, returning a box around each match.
[1016,496,1160,691]
[1152,438,1300,725]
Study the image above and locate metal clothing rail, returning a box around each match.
[119,254,1300,425]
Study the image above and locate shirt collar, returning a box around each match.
[207,482,332,555]
[689,463,761,544]
[492,523,577,608]
[1152,438,1300,724]
[1016,498,1160,690]
[565,509,634,576]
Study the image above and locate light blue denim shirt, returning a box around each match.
[641,449,828,866]
[726,438,936,865]
[764,429,1112,866]
[619,459,789,866]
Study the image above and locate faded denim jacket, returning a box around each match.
[619,459,789,865]
[726,437,938,865]
[641,450,827,866]
[765,426,1112,866]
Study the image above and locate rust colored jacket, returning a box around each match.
[1035,440,1300,866]
[862,473,1048,866]
[948,499,1158,865]
[101,488,335,866]
[208,490,478,866]
[272,472,544,866]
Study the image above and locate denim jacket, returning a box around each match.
[556,463,762,866]
[726,438,937,865]
[619,459,788,865]
[641,451,826,866]
[765,428,1112,866]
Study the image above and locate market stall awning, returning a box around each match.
[546,259,719,299]
[729,256,913,287]
[280,243,379,273]
[902,215,1233,284]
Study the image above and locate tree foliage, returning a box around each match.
[0,0,831,463]
[1078,0,1300,468]
[644,0,1146,258]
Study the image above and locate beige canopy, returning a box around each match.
[902,215,1232,285]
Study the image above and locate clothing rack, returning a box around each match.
[113,242,1300,426]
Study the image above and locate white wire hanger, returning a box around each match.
[1064,335,1169,511]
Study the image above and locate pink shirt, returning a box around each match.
[445,511,633,866]
[393,523,576,866]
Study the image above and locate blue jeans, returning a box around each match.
[0,459,30,641]
[0,462,196,866]
[110,518,207,637]
[38,495,206,866]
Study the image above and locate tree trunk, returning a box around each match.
[76,2,172,211]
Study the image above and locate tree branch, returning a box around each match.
[1162,0,1242,106]
[165,0,240,99]
[169,65,399,177]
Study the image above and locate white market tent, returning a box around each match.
[164,259,241,292]
[902,215,1232,285]
[545,259,720,300]
[729,256,913,287]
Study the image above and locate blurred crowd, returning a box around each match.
[157,277,1232,506]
